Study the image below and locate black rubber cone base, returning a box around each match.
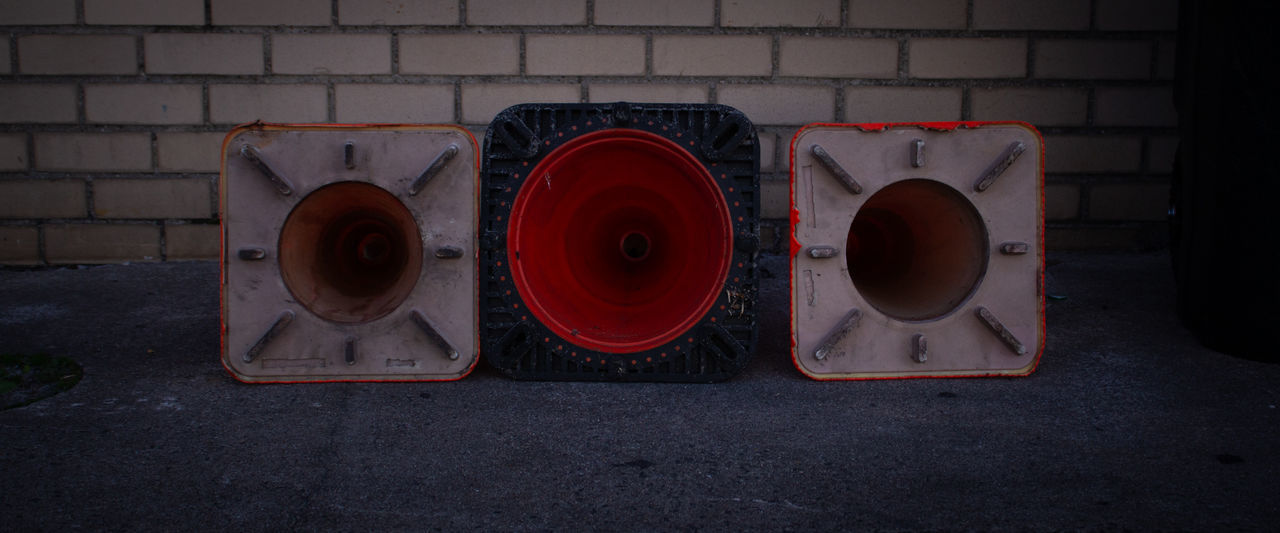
[481,103,760,382]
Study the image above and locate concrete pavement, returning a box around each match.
[1,252,1277,530]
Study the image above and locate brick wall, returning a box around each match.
[0,0,1177,264]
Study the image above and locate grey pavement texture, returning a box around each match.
[1,252,1277,531]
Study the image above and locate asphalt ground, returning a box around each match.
[1,252,1277,531]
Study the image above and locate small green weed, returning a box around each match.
[1,353,83,410]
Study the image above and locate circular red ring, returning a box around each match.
[619,231,652,262]
[508,129,732,353]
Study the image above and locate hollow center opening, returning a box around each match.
[620,231,651,261]
[847,179,988,321]
[279,181,422,324]
[508,129,732,353]
[356,232,391,265]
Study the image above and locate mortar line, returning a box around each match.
[518,33,526,76]
[85,175,96,222]
[326,82,336,122]
[135,34,145,76]
[201,82,210,126]
[158,220,168,261]
[897,37,909,80]
[644,34,653,79]
[8,33,18,73]
[76,82,86,125]
[149,131,159,175]
[1148,40,1160,80]
[453,79,462,124]
[262,34,273,75]
[834,84,844,122]
[1025,38,1036,79]
[390,33,400,76]
[24,131,35,174]
[770,34,779,78]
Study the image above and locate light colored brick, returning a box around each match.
[760,179,788,218]
[398,34,519,75]
[1089,183,1167,221]
[0,180,85,218]
[1156,40,1175,80]
[595,0,713,26]
[94,178,213,219]
[1147,136,1178,174]
[758,131,776,172]
[1096,88,1176,127]
[1045,183,1079,221]
[723,0,839,27]
[85,0,204,25]
[158,132,226,173]
[780,37,897,78]
[0,227,39,265]
[971,88,1088,126]
[460,83,580,124]
[1044,135,1141,174]
[0,0,76,24]
[849,0,966,29]
[0,39,9,74]
[165,223,219,260]
[272,34,391,75]
[844,86,961,122]
[85,84,203,125]
[973,0,1089,30]
[335,84,453,123]
[1097,0,1178,31]
[338,0,459,25]
[211,0,331,25]
[588,83,708,104]
[34,133,152,172]
[18,35,137,75]
[145,33,264,75]
[209,84,328,124]
[653,36,772,77]
[0,84,77,124]
[527,35,644,76]
[45,223,161,263]
[467,0,586,25]
[909,39,1026,79]
[718,84,834,125]
[1035,40,1150,80]
[0,134,26,171]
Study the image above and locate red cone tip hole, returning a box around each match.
[508,129,733,353]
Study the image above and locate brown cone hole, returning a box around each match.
[846,179,988,322]
[279,181,422,324]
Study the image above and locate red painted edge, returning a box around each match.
[218,122,481,385]
[787,121,1047,381]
